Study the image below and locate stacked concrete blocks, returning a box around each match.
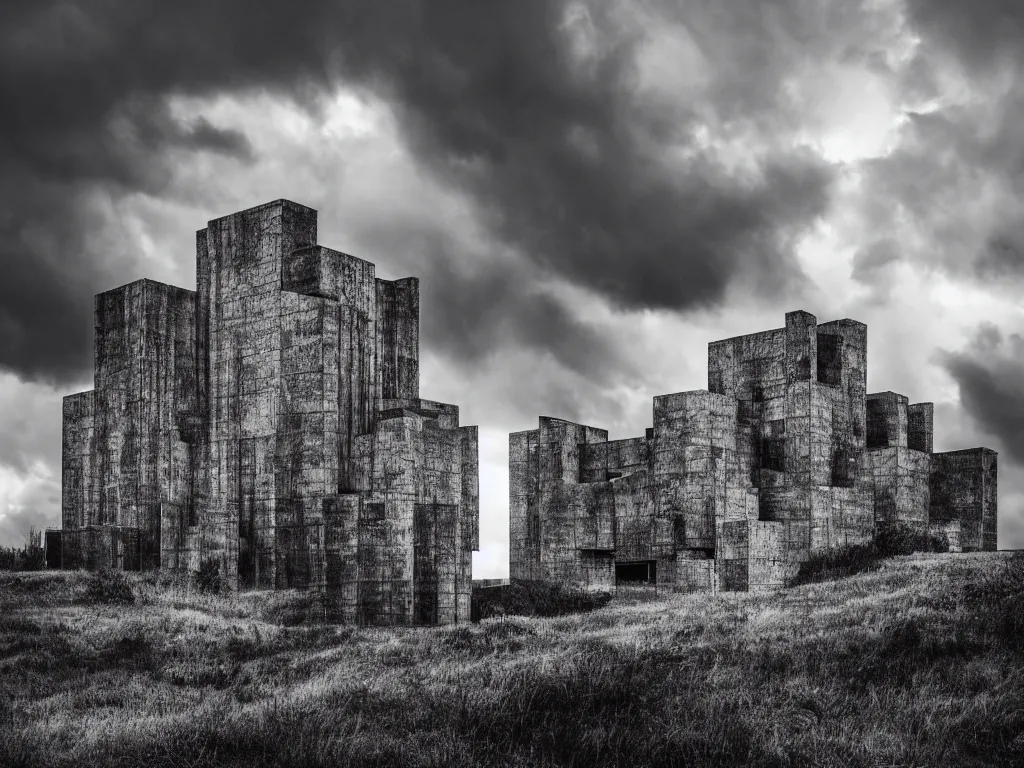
[510,309,998,596]
[57,200,480,626]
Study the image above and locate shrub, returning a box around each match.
[792,523,954,586]
[0,528,46,572]
[194,558,222,594]
[789,541,884,586]
[471,579,612,621]
[876,522,949,557]
[83,569,136,604]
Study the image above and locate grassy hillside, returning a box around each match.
[1,553,1022,767]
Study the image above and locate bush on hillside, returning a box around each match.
[471,579,612,622]
[790,522,951,587]
[875,523,949,556]
[788,541,883,586]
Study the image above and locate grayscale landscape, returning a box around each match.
[2,1,1023,766]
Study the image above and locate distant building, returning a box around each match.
[51,200,480,625]
[510,311,997,593]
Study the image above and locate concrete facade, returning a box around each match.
[55,200,479,626]
[510,311,998,593]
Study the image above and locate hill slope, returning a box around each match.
[1,553,1022,767]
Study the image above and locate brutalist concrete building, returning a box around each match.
[510,311,997,593]
[52,200,480,625]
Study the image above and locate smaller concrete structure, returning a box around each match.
[510,310,998,594]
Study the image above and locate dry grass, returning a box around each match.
[1,552,1022,767]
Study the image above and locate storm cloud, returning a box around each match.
[0,0,867,386]
[855,0,1024,285]
[937,324,1024,465]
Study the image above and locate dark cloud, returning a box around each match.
[905,0,1024,74]
[851,237,900,285]
[426,258,627,384]
[856,1,1024,285]
[1,0,854,385]
[936,324,1024,465]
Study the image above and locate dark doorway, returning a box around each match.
[615,560,656,585]
[44,530,62,570]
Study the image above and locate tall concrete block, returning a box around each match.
[930,449,998,551]
[867,392,909,449]
[785,311,817,384]
[460,425,480,551]
[376,277,419,401]
[59,199,479,626]
[908,403,934,453]
[413,502,460,625]
[509,429,540,580]
[62,391,97,529]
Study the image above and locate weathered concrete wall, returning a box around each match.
[908,403,934,453]
[866,392,909,450]
[199,200,318,588]
[654,390,742,553]
[513,309,996,596]
[87,280,196,570]
[376,277,419,402]
[62,391,97,529]
[718,520,795,591]
[868,446,931,531]
[509,428,540,581]
[59,199,478,626]
[930,449,998,551]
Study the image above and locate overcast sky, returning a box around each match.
[2,0,1023,574]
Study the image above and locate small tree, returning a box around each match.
[20,527,45,571]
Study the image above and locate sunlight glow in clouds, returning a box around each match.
[3,0,1024,569]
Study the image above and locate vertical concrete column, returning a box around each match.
[908,403,934,453]
[376,277,420,402]
[785,311,817,384]
[509,429,538,579]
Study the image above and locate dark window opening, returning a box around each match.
[615,560,656,584]
[817,333,842,386]
[709,370,725,394]
[363,502,385,522]
[830,447,857,488]
[795,355,812,381]
[45,531,62,569]
[761,437,785,472]
[673,517,686,547]
[866,415,889,449]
